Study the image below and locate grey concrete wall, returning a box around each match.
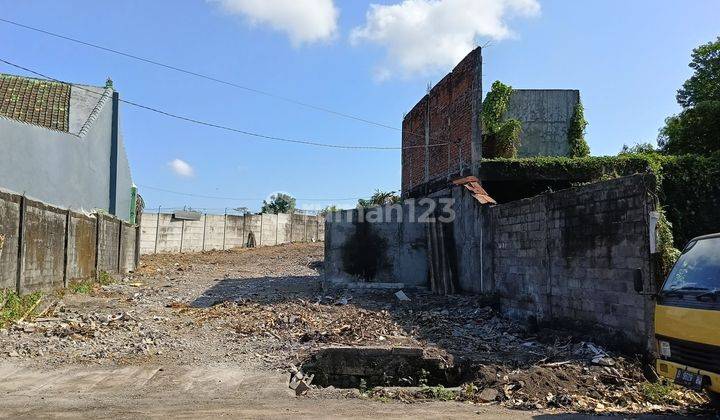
[261,213,277,246]
[451,187,493,294]
[0,189,137,294]
[225,215,246,249]
[66,213,97,282]
[325,175,655,346]
[97,215,120,274]
[291,214,307,242]
[139,213,158,255]
[139,212,324,254]
[0,88,134,221]
[0,190,21,290]
[120,223,136,274]
[505,89,579,157]
[277,213,292,245]
[20,199,67,293]
[203,215,226,251]
[324,205,428,286]
[487,175,655,345]
[156,214,182,253]
[180,217,205,253]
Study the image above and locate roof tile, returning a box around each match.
[0,74,70,132]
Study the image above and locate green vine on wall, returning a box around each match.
[482,81,522,158]
[656,209,682,280]
[568,103,591,157]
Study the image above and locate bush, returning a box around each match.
[481,154,720,249]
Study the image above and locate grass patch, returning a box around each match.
[420,385,457,401]
[0,290,43,327]
[641,382,677,405]
[69,280,95,294]
[68,271,115,295]
[98,271,113,286]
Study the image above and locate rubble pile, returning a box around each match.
[2,304,174,362]
[231,299,416,344]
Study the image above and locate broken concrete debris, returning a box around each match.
[288,365,315,396]
[394,290,410,301]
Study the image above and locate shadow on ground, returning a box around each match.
[187,268,715,416]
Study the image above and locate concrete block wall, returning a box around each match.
[0,189,138,294]
[487,174,655,344]
[139,212,324,255]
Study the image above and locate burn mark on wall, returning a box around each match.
[341,219,388,281]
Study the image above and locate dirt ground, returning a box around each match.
[0,243,715,418]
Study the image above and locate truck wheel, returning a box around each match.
[707,390,720,408]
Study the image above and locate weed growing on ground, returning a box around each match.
[0,289,43,327]
[69,280,94,294]
[68,271,114,295]
[98,271,113,286]
[641,382,677,405]
[420,385,457,401]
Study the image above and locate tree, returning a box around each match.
[261,193,296,214]
[659,38,720,155]
[319,205,340,216]
[619,142,658,155]
[676,37,720,108]
[567,103,591,157]
[357,190,400,208]
[659,101,720,155]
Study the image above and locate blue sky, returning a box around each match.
[1,0,718,213]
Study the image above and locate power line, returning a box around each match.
[0,17,401,132]
[0,18,455,146]
[138,184,364,201]
[0,58,455,151]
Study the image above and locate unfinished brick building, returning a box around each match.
[401,48,581,198]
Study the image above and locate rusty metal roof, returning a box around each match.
[452,176,497,205]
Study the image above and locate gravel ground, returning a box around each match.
[0,243,714,416]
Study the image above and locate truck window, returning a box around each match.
[663,237,720,292]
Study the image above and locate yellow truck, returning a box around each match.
[637,233,720,404]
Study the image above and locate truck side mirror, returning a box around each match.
[633,269,644,293]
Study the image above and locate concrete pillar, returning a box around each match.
[15,196,26,294]
[470,47,483,173]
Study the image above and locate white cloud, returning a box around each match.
[210,0,339,46]
[168,159,195,177]
[351,0,540,79]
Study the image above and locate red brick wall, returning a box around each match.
[402,48,480,196]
